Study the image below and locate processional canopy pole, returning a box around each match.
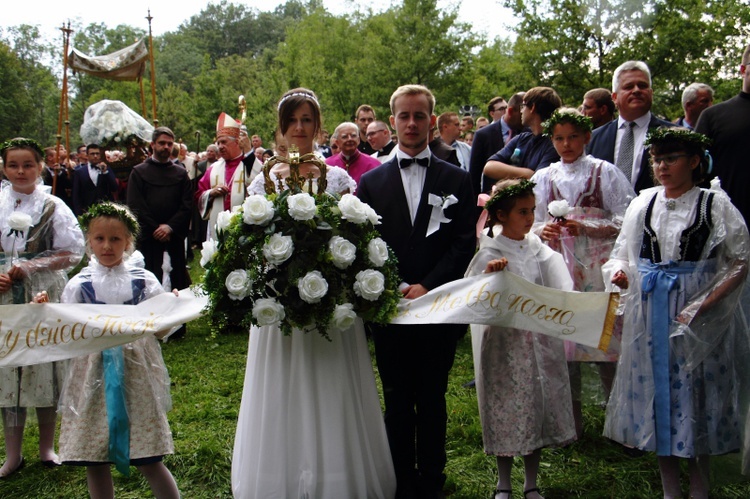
[146,9,158,126]
[54,21,73,195]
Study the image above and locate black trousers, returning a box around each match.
[372,323,461,497]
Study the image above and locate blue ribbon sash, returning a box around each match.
[638,260,697,456]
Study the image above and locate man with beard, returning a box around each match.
[126,126,193,315]
[195,113,261,240]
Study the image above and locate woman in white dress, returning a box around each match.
[602,128,749,498]
[232,88,396,499]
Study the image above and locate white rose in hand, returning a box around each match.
[243,195,275,225]
[367,238,388,267]
[332,303,357,331]
[252,297,285,326]
[298,270,328,304]
[7,212,33,234]
[225,269,251,300]
[263,233,294,265]
[353,269,385,301]
[199,239,218,268]
[338,194,368,224]
[329,236,356,269]
[548,199,571,219]
[287,192,317,221]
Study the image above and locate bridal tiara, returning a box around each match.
[277,92,320,111]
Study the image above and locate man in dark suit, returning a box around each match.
[469,92,525,194]
[71,144,118,216]
[358,84,476,499]
[587,60,673,193]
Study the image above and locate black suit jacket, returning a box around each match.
[469,120,504,194]
[72,164,118,216]
[428,137,460,168]
[357,155,476,291]
[42,165,73,207]
[587,114,673,193]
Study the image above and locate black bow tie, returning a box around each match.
[90,164,101,171]
[399,157,429,169]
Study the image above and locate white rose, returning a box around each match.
[353,269,385,301]
[216,210,235,234]
[225,269,251,301]
[242,195,275,225]
[338,194,368,224]
[298,270,328,304]
[329,236,357,269]
[287,192,317,221]
[252,297,285,326]
[199,239,218,268]
[364,204,381,225]
[331,303,357,331]
[262,233,294,265]
[8,212,33,232]
[548,199,571,219]
[367,238,389,267]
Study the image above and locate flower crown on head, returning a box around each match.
[542,109,593,137]
[277,92,320,111]
[79,202,140,239]
[484,179,536,213]
[0,138,44,160]
[645,126,712,149]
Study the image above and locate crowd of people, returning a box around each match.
[0,49,749,499]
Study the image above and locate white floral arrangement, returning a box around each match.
[548,199,571,223]
[201,191,402,337]
[80,100,154,150]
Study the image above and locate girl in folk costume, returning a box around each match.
[531,108,634,437]
[0,138,85,477]
[602,127,750,498]
[36,202,180,498]
[466,179,576,499]
[196,113,262,240]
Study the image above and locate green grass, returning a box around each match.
[1,264,748,497]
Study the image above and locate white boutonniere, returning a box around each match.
[427,193,458,236]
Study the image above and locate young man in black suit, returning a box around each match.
[358,85,476,499]
[71,144,118,216]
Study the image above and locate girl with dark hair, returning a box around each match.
[603,127,750,498]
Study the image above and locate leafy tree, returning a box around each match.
[503,0,750,116]
[0,42,32,139]
[0,25,60,145]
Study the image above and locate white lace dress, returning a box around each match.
[234,166,396,498]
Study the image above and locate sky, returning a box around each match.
[3,0,513,46]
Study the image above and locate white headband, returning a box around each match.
[277,92,320,111]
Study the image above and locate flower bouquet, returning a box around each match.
[200,150,402,338]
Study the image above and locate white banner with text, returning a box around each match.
[0,289,207,368]
[393,271,618,350]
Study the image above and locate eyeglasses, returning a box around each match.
[365,129,387,138]
[493,106,508,113]
[649,153,691,167]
